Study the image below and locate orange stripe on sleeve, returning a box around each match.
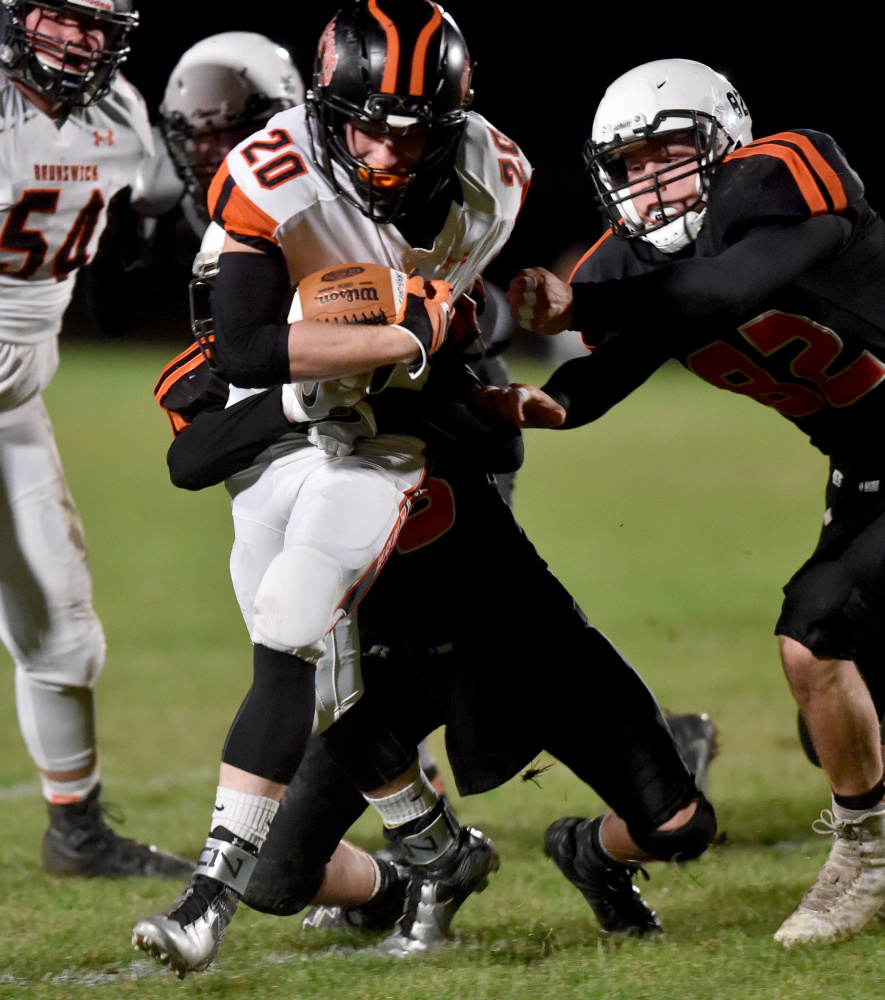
[369,0,400,94]
[411,5,442,95]
[218,185,279,244]
[568,229,613,283]
[763,132,848,212]
[154,348,206,403]
[207,160,231,220]
[727,133,848,214]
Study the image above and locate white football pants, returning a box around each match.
[227,432,427,730]
[0,341,105,774]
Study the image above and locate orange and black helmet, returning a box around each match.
[307,0,473,224]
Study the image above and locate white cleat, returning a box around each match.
[775,805,885,946]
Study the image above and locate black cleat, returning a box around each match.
[544,816,662,937]
[302,857,410,932]
[665,712,719,795]
[42,786,193,878]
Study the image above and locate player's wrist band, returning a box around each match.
[391,325,429,378]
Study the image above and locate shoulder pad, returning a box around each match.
[715,129,864,227]
[456,113,532,218]
[101,74,154,156]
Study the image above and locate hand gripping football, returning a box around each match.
[289,262,409,324]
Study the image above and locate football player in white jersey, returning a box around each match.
[0,0,192,877]
[132,0,533,977]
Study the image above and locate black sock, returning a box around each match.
[833,778,885,812]
[209,825,259,856]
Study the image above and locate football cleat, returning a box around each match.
[545,816,663,937]
[41,786,193,878]
[376,826,500,956]
[775,805,885,945]
[302,857,410,932]
[665,712,719,795]
[132,874,240,978]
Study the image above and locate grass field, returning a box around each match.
[1,340,880,998]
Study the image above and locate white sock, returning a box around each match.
[832,798,885,822]
[365,772,438,828]
[367,854,383,900]
[42,771,100,805]
[211,786,279,851]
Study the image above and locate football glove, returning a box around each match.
[391,274,454,374]
[281,377,369,424]
[307,401,378,458]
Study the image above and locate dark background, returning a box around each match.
[122,6,878,292]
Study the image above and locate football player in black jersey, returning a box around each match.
[145,274,720,953]
[481,56,885,947]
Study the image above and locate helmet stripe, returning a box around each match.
[367,0,401,94]
[410,4,443,96]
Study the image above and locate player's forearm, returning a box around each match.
[167,387,290,490]
[571,215,851,331]
[287,320,421,380]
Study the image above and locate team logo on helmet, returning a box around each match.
[316,19,338,89]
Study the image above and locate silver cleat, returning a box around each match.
[377,826,499,957]
[132,836,255,978]
[132,874,240,978]
[665,712,719,795]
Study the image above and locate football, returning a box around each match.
[288,262,409,324]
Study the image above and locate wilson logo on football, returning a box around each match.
[317,288,381,306]
[290,262,409,325]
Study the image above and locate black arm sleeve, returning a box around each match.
[211,250,292,388]
[166,387,292,491]
[541,336,668,429]
[548,215,854,429]
[417,364,525,473]
[571,215,852,333]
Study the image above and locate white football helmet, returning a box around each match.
[585,58,753,252]
[160,31,305,211]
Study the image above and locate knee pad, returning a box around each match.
[13,611,105,689]
[251,546,343,660]
[628,792,717,863]
[242,852,325,916]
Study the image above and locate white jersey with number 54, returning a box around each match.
[0,74,154,343]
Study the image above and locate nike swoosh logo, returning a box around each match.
[214,804,225,811]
